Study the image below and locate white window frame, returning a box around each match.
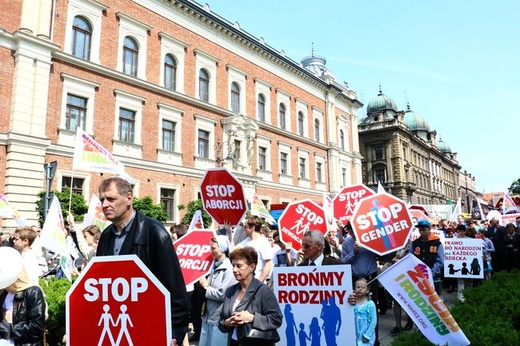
[116,12,151,80]
[157,103,183,166]
[313,108,324,143]
[113,90,145,158]
[337,113,350,151]
[254,78,271,124]
[278,141,292,185]
[64,0,106,64]
[256,135,272,181]
[157,183,180,223]
[194,115,217,170]
[276,88,291,131]
[227,65,247,114]
[57,170,90,200]
[58,73,99,145]
[297,148,310,188]
[315,154,327,191]
[159,32,187,93]
[295,99,308,137]
[194,49,218,104]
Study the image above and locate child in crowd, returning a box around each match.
[354,278,377,346]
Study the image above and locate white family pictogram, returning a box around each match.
[290,217,311,235]
[97,304,134,346]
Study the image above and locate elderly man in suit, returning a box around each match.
[299,230,342,266]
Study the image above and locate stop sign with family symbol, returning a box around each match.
[278,199,327,251]
[200,167,248,225]
[333,184,375,226]
[350,192,413,256]
[66,255,171,346]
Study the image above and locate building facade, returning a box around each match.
[0,0,363,229]
[358,89,462,205]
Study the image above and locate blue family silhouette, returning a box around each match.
[283,299,342,346]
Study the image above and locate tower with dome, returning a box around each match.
[358,88,463,205]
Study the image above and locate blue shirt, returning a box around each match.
[341,235,378,277]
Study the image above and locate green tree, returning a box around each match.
[35,188,88,227]
[508,178,520,195]
[132,196,168,222]
[177,199,212,227]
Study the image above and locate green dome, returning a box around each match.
[437,137,452,154]
[366,89,398,115]
[403,104,431,132]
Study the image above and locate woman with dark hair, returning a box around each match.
[219,247,282,346]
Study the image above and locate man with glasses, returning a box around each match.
[299,230,342,266]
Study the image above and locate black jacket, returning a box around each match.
[97,210,189,344]
[0,286,46,346]
[219,278,282,345]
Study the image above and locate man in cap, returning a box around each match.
[410,219,444,295]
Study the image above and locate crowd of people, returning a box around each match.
[1,177,519,346]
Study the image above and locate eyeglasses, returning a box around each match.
[302,242,318,249]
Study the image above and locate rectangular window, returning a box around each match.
[316,162,322,182]
[299,158,306,179]
[342,168,347,187]
[119,108,135,143]
[234,139,241,162]
[258,147,267,170]
[62,177,85,195]
[162,120,176,151]
[65,94,87,130]
[375,168,386,183]
[374,145,384,160]
[280,152,288,175]
[160,188,176,221]
[198,130,210,158]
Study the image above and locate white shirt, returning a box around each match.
[238,236,273,279]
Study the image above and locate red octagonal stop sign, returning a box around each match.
[333,184,375,226]
[173,229,215,287]
[66,255,171,346]
[200,167,248,225]
[350,192,413,256]
[278,199,327,252]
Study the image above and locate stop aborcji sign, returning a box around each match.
[350,192,414,256]
[200,167,248,225]
[66,255,171,346]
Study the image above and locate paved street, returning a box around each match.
[188,290,457,346]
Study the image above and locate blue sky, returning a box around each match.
[207,1,519,193]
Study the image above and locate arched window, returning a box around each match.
[339,129,345,150]
[231,82,240,113]
[314,119,320,141]
[279,103,286,130]
[71,16,92,60]
[199,69,209,102]
[297,112,304,136]
[123,37,139,76]
[257,94,266,122]
[164,54,177,91]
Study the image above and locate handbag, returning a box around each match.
[240,285,281,344]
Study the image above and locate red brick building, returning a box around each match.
[0,0,363,229]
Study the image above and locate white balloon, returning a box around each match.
[0,247,23,289]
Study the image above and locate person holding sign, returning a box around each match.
[198,236,237,346]
[96,177,189,345]
[410,220,444,296]
[219,247,282,346]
